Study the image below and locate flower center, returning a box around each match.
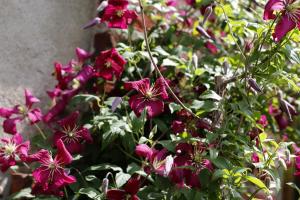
[105,61,112,68]
[285,2,300,23]
[4,143,16,156]
[116,10,124,17]
[49,162,57,169]
[145,91,153,99]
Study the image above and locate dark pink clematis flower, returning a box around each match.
[0,89,42,134]
[102,4,137,29]
[94,48,126,80]
[170,142,213,188]
[29,139,76,197]
[53,111,93,154]
[124,78,169,118]
[295,155,300,176]
[75,47,92,62]
[263,0,300,42]
[108,0,129,7]
[0,133,29,172]
[135,144,170,176]
[106,176,140,200]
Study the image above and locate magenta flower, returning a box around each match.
[102,4,137,29]
[124,78,169,118]
[75,47,91,63]
[251,153,260,163]
[30,139,76,196]
[0,89,42,134]
[94,48,126,80]
[0,134,29,172]
[53,111,93,154]
[106,176,140,200]
[263,0,300,42]
[135,144,169,176]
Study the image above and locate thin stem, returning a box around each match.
[137,0,198,119]
[217,2,246,60]
[33,123,46,140]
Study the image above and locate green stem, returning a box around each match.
[137,0,198,119]
[33,123,46,140]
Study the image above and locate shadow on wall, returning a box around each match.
[0,0,96,107]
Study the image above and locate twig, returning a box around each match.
[137,0,198,119]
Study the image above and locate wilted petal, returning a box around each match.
[112,97,123,112]
[74,65,94,85]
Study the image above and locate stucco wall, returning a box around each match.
[0,0,95,107]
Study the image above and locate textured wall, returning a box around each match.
[0,0,95,107]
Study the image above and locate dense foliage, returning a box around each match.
[2,0,300,199]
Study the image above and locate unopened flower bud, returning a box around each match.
[266,195,273,200]
[97,1,108,13]
[279,98,293,121]
[202,6,213,26]
[196,26,211,39]
[248,78,262,93]
[285,149,291,164]
[222,61,229,75]
[164,155,174,177]
[265,177,271,188]
[83,17,101,29]
[192,54,198,70]
[278,158,287,170]
[101,178,109,195]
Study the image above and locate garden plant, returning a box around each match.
[2,0,300,199]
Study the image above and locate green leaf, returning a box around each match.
[78,188,102,200]
[169,103,181,114]
[287,182,300,196]
[245,176,268,192]
[201,90,222,101]
[10,188,35,199]
[116,172,131,188]
[86,163,122,172]
[211,157,231,169]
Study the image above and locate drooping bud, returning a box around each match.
[285,149,291,164]
[279,98,293,121]
[222,61,229,75]
[192,54,198,70]
[101,178,109,195]
[278,157,287,170]
[202,6,213,26]
[83,17,101,29]
[266,195,273,200]
[112,97,123,112]
[164,155,174,177]
[265,177,271,188]
[97,1,108,13]
[196,26,211,39]
[248,78,262,93]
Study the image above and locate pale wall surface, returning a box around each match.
[0,0,95,107]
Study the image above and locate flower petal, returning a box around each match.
[57,111,79,129]
[3,118,21,135]
[124,78,150,92]
[135,144,154,160]
[27,108,42,124]
[55,139,73,165]
[263,0,284,20]
[273,14,296,42]
[106,189,127,200]
[24,89,40,108]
